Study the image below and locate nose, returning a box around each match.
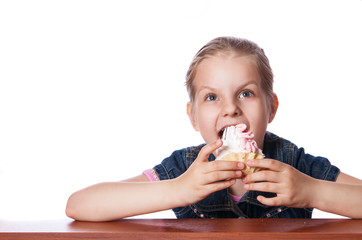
[221,99,242,117]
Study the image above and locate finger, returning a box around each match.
[206,160,244,173]
[243,170,279,184]
[206,179,236,193]
[246,158,284,171]
[244,181,280,194]
[196,139,223,163]
[203,170,242,184]
[256,195,281,207]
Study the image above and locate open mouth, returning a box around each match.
[218,123,248,139]
[218,125,234,139]
[218,129,225,139]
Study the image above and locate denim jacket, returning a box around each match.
[153,132,340,218]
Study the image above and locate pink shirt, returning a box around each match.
[142,169,160,182]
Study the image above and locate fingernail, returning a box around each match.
[244,184,249,189]
[237,162,244,168]
[247,160,253,166]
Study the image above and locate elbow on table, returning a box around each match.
[65,192,94,221]
[65,194,80,220]
[65,192,116,222]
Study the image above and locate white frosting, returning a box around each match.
[214,124,263,160]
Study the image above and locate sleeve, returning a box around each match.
[152,148,189,181]
[293,147,340,182]
[263,132,340,182]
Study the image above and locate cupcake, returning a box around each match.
[214,123,264,175]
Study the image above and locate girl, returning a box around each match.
[66,37,362,221]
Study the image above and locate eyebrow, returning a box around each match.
[197,81,259,93]
[198,86,218,93]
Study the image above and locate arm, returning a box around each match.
[242,159,362,218]
[66,140,244,221]
[66,176,180,221]
[311,172,362,218]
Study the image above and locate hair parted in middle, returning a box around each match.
[185,36,274,103]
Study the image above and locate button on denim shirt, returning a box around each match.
[153,132,340,218]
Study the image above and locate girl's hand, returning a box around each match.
[242,159,317,208]
[174,139,244,207]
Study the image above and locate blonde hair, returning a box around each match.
[185,37,274,102]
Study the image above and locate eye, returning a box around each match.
[240,90,254,98]
[205,94,218,101]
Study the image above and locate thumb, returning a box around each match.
[196,139,223,163]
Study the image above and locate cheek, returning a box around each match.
[197,109,213,130]
[245,102,268,122]
[197,103,218,120]
[246,102,269,147]
[196,106,219,143]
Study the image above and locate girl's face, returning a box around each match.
[187,54,278,150]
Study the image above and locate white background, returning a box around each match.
[0,0,361,220]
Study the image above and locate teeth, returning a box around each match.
[222,127,228,140]
[219,126,228,139]
[219,124,239,139]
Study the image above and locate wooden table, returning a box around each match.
[1,218,362,240]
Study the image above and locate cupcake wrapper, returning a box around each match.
[220,152,264,175]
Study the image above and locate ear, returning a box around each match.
[186,102,199,131]
[268,93,279,123]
